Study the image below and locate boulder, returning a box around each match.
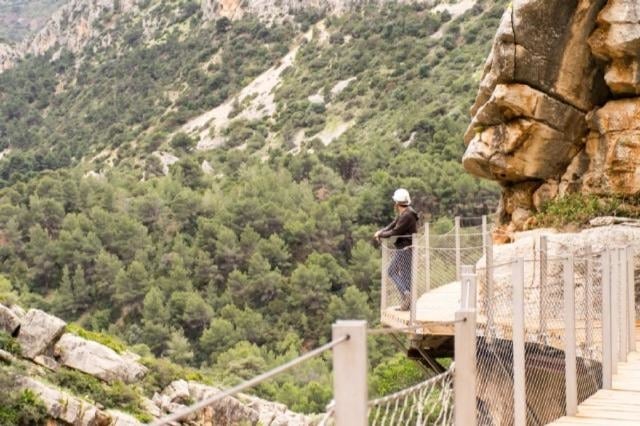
[17,309,66,359]
[19,377,111,426]
[589,0,640,94]
[53,333,147,384]
[186,382,260,424]
[162,379,190,404]
[33,354,60,371]
[0,303,21,336]
[106,410,141,426]
[242,394,312,426]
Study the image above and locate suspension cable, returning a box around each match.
[149,335,350,426]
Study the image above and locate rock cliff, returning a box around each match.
[464,0,640,230]
[0,303,313,425]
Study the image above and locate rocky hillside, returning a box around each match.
[0,0,66,42]
[0,302,311,425]
[463,0,640,232]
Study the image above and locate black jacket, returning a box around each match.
[379,207,419,248]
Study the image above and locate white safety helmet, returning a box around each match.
[392,188,411,206]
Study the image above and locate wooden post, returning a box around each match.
[512,259,526,426]
[585,247,593,352]
[564,256,577,416]
[602,250,612,390]
[332,321,367,426]
[425,223,431,293]
[454,308,477,426]
[627,246,636,353]
[539,236,548,340]
[455,216,461,282]
[410,234,419,325]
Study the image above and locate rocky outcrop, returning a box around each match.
[17,308,66,359]
[464,0,640,229]
[201,0,433,21]
[19,377,112,426]
[0,303,21,336]
[53,333,147,384]
[0,42,18,72]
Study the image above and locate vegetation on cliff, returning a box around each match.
[0,0,507,413]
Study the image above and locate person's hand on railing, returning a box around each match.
[374,230,381,242]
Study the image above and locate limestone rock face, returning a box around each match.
[583,99,640,195]
[19,377,111,426]
[17,308,66,359]
[53,333,147,384]
[589,0,640,95]
[465,0,640,228]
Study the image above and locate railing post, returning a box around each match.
[619,247,629,361]
[627,246,636,352]
[585,247,593,353]
[332,320,367,426]
[563,256,577,416]
[461,265,476,309]
[484,218,494,339]
[425,223,431,293]
[611,248,620,370]
[454,308,476,426]
[380,244,387,322]
[512,258,526,426]
[455,216,461,282]
[539,235,548,341]
[602,249,612,390]
[410,234,419,325]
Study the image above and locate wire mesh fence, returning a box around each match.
[380,217,490,323]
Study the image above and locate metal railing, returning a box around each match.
[380,215,492,327]
[455,242,638,426]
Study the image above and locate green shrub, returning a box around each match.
[0,332,21,355]
[65,323,127,354]
[536,194,622,228]
[0,388,48,426]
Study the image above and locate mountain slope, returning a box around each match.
[0,0,506,414]
[0,0,66,43]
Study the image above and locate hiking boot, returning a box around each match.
[396,293,411,311]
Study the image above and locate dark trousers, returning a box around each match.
[388,247,412,297]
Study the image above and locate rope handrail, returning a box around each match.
[367,366,454,407]
[148,335,350,426]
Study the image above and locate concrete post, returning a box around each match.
[563,256,577,416]
[454,308,476,426]
[455,216,461,281]
[602,250,612,390]
[332,321,368,426]
[512,259,526,426]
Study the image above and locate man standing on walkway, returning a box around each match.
[375,188,419,310]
